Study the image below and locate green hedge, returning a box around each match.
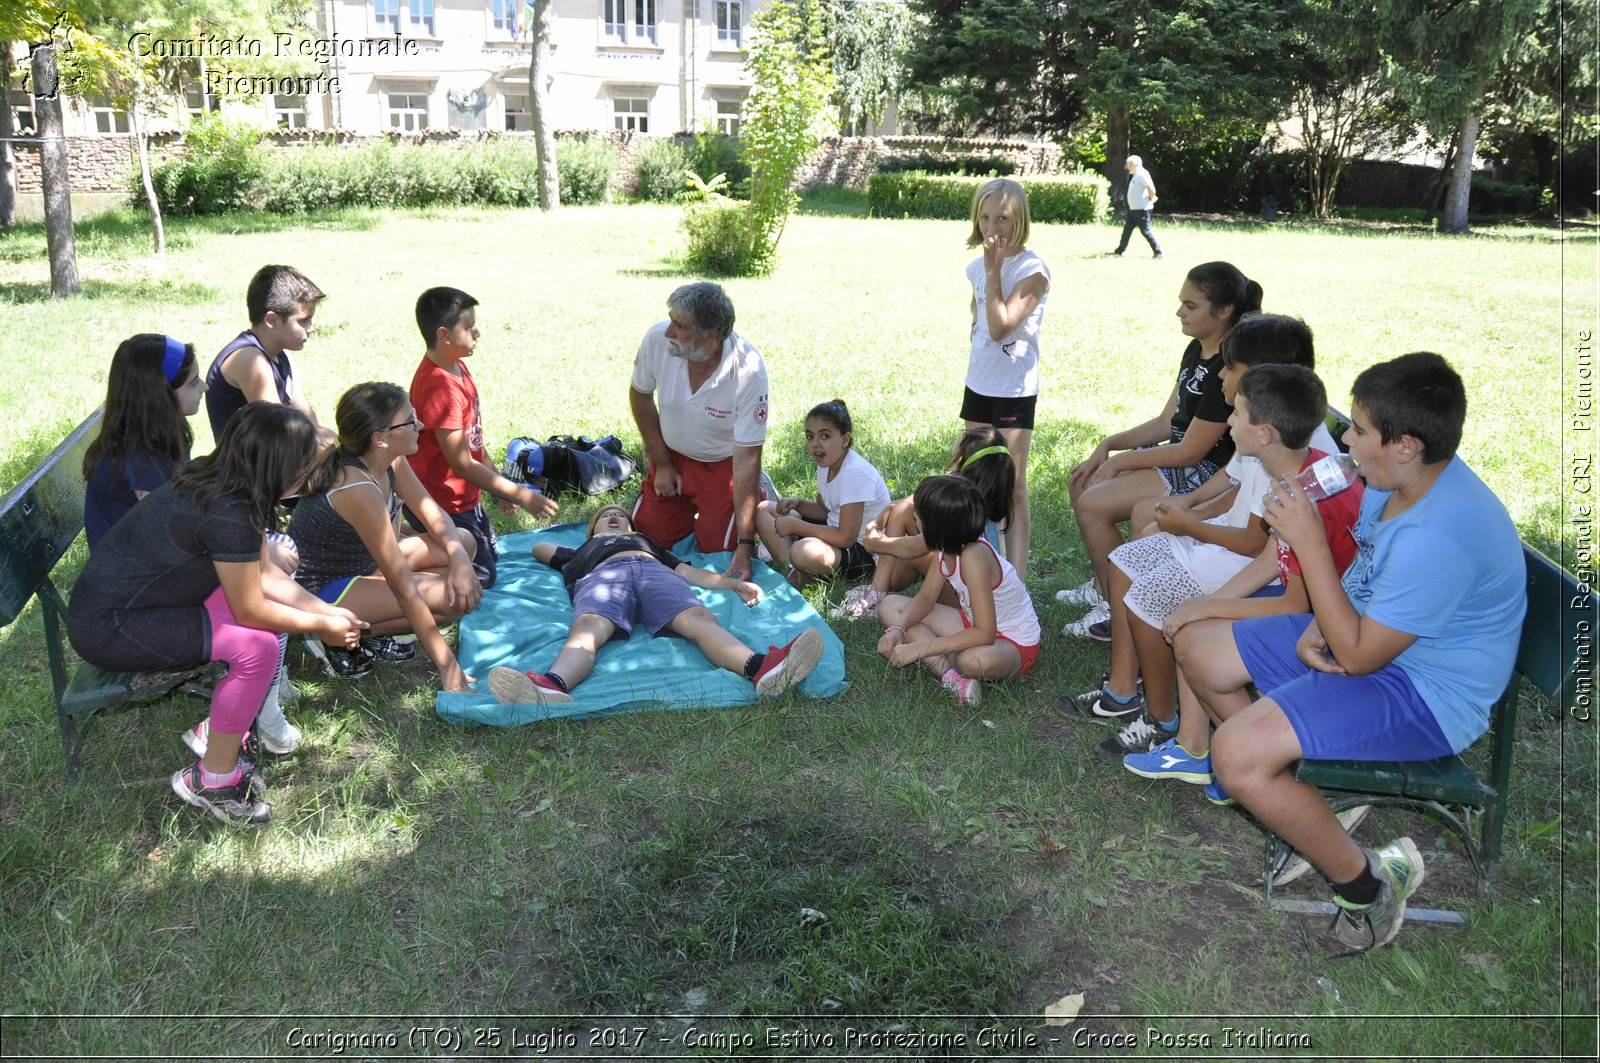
[145,133,617,215]
[866,172,1110,224]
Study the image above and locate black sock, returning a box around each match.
[543,672,570,693]
[742,652,765,679]
[1332,860,1381,906]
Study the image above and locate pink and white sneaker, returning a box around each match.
[941,668,983,706]
[488,667,575,705]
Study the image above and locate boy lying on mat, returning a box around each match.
[488,505,822,705]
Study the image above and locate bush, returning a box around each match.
[557,136,618,204]
[1469,177,1541,216]
[261,139,546,213]
[143,115,267,215]
[875,151,1016,177]
[685,131,749,192]
[630,137,690,201]
[681,201,767,275]
[866,172,1108,224]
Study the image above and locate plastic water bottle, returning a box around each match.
[1269,453,1360,505]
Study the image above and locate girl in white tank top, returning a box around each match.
[875,476,1041,707]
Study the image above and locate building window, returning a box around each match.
[715,1,741,46]
[374,0,434,35]
[387,91,429,131]
[373,0,401,33]
[504,92,532,131]
[92,104,130,134]
[715,97,742,137]
[492,0,521,35]
[603,0,657,45]
[274,94,308,129]
[9,89,35,132]
[613,96,648,133]
[408,0,435,36]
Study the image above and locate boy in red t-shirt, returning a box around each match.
[409,287,558,588]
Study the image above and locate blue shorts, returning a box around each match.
[312,575,361,605]
[1232,613,1454,761]
[573,555,701,639]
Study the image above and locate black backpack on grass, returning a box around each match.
[503,435,639,498]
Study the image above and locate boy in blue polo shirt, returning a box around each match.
[1175,352,1526,951]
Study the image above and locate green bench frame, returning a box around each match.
[1258,429,1591,920]
[0,409,212,781]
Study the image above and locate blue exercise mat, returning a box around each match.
[435,525,848,727]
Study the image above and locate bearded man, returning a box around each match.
[628,281,770,581]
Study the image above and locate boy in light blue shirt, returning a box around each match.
[1176,352,1526,952]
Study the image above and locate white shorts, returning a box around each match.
[1109,531,1255,629]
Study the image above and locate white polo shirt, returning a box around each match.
[630,321,769,463]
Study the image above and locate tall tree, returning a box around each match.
[1376,0,1542,233]
[902,0,1298,208]
[65,0,315,253]
[31,37,80,297]
[523,0,558,211]
[740,0,834,268]
[0,3,65,231]
[806,0,911,135]
[1287,0,1415,217]
[1,41,17,229]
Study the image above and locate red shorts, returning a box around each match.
[958,611,1040,677]
[632,450,760,553]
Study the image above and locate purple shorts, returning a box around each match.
[1232,613,1454,761]
[573,555,701,638]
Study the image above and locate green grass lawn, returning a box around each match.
[0,203,1594,1057]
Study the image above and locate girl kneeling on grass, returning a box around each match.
[838,425,1015,620]
[66,403,367,826]
[488,505,823,705]
[288,382,480,690]
[755,399,891,589]
[876,476,1041,706]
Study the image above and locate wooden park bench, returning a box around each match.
[0,409,216,781]
[1261,409,1593,921]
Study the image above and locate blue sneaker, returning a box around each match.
[1123,737,1213,784]
[1203,777,1234,805]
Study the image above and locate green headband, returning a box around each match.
[961,445,1011,471]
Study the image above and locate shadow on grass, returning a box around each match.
[796,188,869,218]
[0,208,384,266]
[0,276,222,305]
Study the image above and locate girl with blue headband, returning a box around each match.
[83,334,205,550]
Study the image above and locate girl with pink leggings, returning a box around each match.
[68,403,367,826]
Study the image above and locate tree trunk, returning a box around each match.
[1425,130,1458,224]
[0,41,16,228]
[1104,100,1130,214]
[1438,107,1480,234]
[130,83,164,255]
[30,42,78,298]
[528,0,559,211]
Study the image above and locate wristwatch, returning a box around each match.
[737,537,759,548]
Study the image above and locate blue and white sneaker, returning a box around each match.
[1203,777,1234,805]
[1123,737,1213,784]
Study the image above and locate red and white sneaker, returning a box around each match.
[941,668,983,706]
[488,667,574,705]
[753,628,824,696]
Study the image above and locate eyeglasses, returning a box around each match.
[384,417,423,433]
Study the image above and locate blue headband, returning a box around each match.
[161,336,187,384]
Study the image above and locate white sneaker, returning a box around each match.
[1273,805,1373,886]
[1063,599,1112,638]
[1055,578,1103,607]
[251,696,303,754]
